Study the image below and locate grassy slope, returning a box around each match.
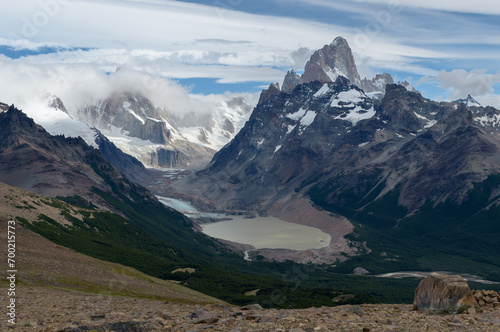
[3,181,498,309]
[0,186,223,304]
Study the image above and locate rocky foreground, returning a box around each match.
[3,287,500,332]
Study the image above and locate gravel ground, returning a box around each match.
[1,286,499,331]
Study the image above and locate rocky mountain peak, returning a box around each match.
[0,102,9,112]
[438,102,474,132]
[45,93,69,115]
[302,36,362,87]
[380,84,423,133]
[398,81,418,93]
[76,91,175,145]
[331,36,348,47]
[282,69,303,92]
[258,37,402,109]
[258,82,281,105]
[454,94,481,107]
[361,73,394,94]
[0,105,46,143]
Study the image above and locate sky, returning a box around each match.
[0,0,499,112]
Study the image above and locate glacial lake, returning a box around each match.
[201,215,331,251]
[157,195,331,251]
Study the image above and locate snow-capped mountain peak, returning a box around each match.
[22,94,99,149]
[455,94,481,107]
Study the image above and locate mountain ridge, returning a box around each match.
[171,37,500,270]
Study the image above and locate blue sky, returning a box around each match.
[0,0,499,109]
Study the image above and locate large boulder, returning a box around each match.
[413,273,477,311]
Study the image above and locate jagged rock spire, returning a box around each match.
[301,36,362,87]
[282,69,302,93]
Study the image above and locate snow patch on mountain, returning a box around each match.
[22,98,98,148]
[101,125,164,167]
[287,108,308,121]
[334,106,376,125]
[314,84,330,98]
[476,113,500,128]
[331,89,365,107]
[414,112,437,129]
[300,111,317,127]
[176,99,252,151]
[128,109,145,125]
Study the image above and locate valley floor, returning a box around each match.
[3,286,500,331]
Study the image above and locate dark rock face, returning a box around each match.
[379,84,426,133]
[94,131,150,183]
[151,148,182,168]
[302,37,362,87]
[258,82,281,106]
[0,106,157,208]
[413,273,477,311]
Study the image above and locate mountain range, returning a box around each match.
[37,90,253,170]
[1,104,430,308]
[172,37,500,274]
[1,35,499,309]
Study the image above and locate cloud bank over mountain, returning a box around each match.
[0,56,257,117]
[0,0,499,106]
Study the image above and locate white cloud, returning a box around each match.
[0,55,258,118]
[350,0,500,16]
[0,0,499,107]
[0,37,65,51]
[0,0,340,51]
[437,69,500,100]
[14,47,287,84]
[289,47,314,70]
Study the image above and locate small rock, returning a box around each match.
[157,311,172,320]
[348,305,365,316]
[193,317,219,324]
[353,267,370,275]
[259,315,277,323]
[467,307,477,315]
[242,304,263,311]
[89,314,105,320]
